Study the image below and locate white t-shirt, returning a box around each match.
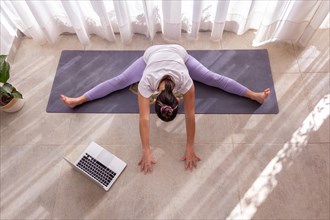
[138,44,193,98]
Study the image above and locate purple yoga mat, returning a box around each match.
[46,50,278,114]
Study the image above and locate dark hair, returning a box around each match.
[155,77,179,122]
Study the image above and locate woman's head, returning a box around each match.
[155,76,179,122]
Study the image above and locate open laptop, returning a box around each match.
[64,142,126,191]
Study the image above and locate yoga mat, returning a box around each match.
[46,50,279,114]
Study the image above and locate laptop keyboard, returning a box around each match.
[77,153,117,187]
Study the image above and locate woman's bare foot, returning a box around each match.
[245,88,270,104]
[253,88,270,104]
[60,95,87,108]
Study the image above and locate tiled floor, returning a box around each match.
[0,30,329,219]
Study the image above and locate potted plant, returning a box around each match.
[0,55,24,112]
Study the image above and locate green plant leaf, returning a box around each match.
[0,86,13,106]
[11,86,23,99]
[0,86,10,96]
[0,83,23,99]
[12,90,23,99]
[0,55,10,83]
[0,55,7,64]
[1,83,14,93]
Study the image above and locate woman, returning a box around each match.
[61,44,270,174]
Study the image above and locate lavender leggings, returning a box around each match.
[84,55,248,101]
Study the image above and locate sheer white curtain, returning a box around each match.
[0,0,329,51]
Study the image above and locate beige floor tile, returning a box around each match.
[0,144,64,219]
[54,143,241,219]
[0,73,72,146]
[0,74,72,146]
[296,56,329,73]
[238,143,330,220]
[294,29,330,73]
[65,114,140,147]
[221,30,256,49]
[301,72,330,107]
[148,114,187,146]
[4,38,62,100]
[222,31,300,74]
[230,114,278,144]
[259,42,300,74]
[1,112,72,146]
[52,160,108,219]
[194,114,233,144]
[232,73,312,144]
[301,72,330,143]
[149,114,233,146]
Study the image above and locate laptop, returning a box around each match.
[64,141,127,191]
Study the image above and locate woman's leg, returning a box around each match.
[61,57,146,108]
[84,57,146,100]
[185,55,270,103]
[185,55,248,96]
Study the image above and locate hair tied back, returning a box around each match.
[158,101,178,114]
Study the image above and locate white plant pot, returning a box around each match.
[0,98,25,112]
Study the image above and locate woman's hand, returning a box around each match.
[138,91,155,174]
[138,149,156,174]
[181,146,201,171]
[182,85,199,171]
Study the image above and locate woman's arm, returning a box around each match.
[181,84,201,170]
[184,85,196,147]
[138,91,156,173]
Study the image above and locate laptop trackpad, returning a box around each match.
[96,150,115,167]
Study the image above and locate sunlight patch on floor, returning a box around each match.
[155,143,232,219]
[226,94,329,220]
